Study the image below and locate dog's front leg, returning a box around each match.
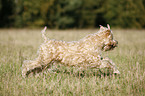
[99,57,120,74]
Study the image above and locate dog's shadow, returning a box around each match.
[26,65,119,78]
[45,66,119,78]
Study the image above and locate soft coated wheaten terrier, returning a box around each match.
[22,24,120,77]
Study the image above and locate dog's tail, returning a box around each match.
[41,26,47,42]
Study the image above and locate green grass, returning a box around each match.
[0,29,145,96]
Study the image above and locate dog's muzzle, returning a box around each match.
[103,40,118,51]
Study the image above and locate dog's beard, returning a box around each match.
[102,41,118,51]
[103,45,115,51]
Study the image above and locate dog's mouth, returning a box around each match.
[102,40,118,51]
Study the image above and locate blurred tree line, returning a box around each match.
[0,0,145,29]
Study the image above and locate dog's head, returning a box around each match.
[99,24,118,51]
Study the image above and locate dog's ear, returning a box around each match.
[106,24,112,36]
[99,25,105,30]
[107,24,110,30]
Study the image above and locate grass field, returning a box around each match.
[0,29,144,96]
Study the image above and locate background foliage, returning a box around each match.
[0,0,145,29]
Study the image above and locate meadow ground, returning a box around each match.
[0,28,144,96]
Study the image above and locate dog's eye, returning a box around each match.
[105,31,111,37]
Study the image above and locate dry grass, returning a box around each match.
[0,29,144,96]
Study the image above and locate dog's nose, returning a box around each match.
[112,40,118,47]
[115,40,118,45]
[114,40,118,44]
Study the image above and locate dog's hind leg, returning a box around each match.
[22,57,42,77]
